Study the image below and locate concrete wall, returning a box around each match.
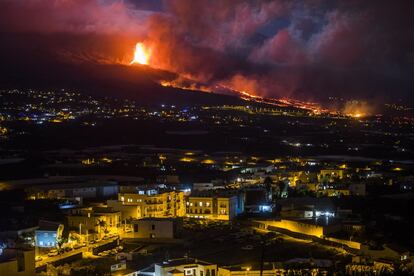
[256,219,340,238]
[0,249,35,276]
[325,237,361,250]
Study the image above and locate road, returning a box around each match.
[35,237,119,268]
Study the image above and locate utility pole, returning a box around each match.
[259,239,265,276]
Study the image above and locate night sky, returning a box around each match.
[1,0,414,104]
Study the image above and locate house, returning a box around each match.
[67,207,120,238]
[34,220,64,248]
[151,258,218,276]
[129,218,182,239]
[26,180,119,200]
[186,194,242,221]
[0,248,35,276]
[108,190,185,220]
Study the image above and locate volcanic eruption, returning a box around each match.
[130,42,150,65]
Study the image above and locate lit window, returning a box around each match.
[199,202,203,207]
[121,196,125,201]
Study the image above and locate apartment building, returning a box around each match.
[186,195,241,221]
[108,190,185,220]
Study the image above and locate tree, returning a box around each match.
[56,237,67,254]
[69,232,80,244]
[96,219,108,236]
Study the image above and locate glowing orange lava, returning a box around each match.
[349,112,364,118]
[130,42,150,65]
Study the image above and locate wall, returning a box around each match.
[256,219,340,238]
[35,230,57,248]
[0,249,35,276]
[325,237,361,250]
[131,219,174,239]
[107,200,140,220]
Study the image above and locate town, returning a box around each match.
[1,88,414,275]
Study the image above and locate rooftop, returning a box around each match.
[157,258,213,268]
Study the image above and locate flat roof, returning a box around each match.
[157,258,212,268]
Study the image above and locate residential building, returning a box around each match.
[26,180,119,200]
[152,258,218,276]
[318,169,345,183]
[348,183,366,196]
[129,218,182,239]
[186,194,243,220]
[67,206,120,237]
[108,190,185,220]
[34,220,64,248]
[0,248,35,276]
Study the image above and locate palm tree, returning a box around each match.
[96,219,108,237]
[56,237,67,254]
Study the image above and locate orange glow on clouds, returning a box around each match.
[130,42,150,65]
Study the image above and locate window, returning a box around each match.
[211,270,216,276]
[134,224,139,232]
[200,271,204,276]
[151,224,155,230]
[199,202,203,207]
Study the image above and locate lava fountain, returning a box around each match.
[130,42,150,65]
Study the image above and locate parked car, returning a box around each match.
[35,256,43,262]
[74,243,85,249]
[48,250,59,257]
